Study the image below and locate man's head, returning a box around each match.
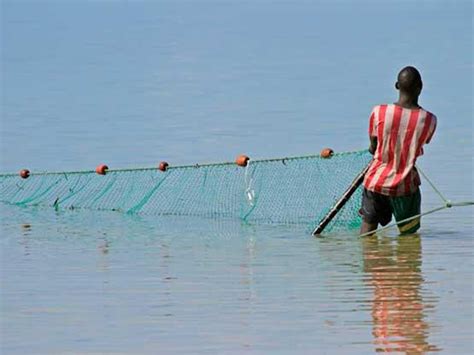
[395,66,423,96]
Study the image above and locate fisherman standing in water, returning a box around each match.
[360,66,437,235]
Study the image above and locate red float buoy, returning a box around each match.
[19,169,30,179]
[236,155,250,167]
[320,148,334,159]
[158,161,169,172]
[96,164,108,175]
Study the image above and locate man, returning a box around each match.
[360,66,437,235]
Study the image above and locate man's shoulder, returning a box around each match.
[372,103,389,110]
[370,104,390,115]
[422,108,437,120]
[417,108,437,127]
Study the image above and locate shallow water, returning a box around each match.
[2,206,473,354]
[1,0,473,354]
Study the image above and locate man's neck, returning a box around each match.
[395,93,420,109]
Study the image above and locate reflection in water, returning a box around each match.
[20,223,32,256]
[238,234,257,349]
[97,236,110,255]
[362,235,440,353]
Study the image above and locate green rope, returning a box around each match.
[126,173,170,214]
[417,166,450,204]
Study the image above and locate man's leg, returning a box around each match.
[360,221,378,235]
[390,189,422,235]
[359,188,392,235]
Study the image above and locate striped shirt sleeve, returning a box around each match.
[426,114,437,144]
[368,107,377,137]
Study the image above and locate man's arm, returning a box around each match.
[425,114,437,144]
[367,108,377,155]
[369,136,377,155]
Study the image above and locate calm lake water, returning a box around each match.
[1,0,473,354]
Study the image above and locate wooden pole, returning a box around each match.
[312,162,371,236]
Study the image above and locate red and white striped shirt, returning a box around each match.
[363,104,437,196]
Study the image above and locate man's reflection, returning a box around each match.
[362,235,440,353]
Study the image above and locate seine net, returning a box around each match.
[0,150,372,232]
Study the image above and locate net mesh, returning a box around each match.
[0,150,372,232]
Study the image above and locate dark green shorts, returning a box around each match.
[360,188,421,234]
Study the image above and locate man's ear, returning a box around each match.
[395,82,400,90]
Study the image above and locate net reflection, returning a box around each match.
[362,235,440,353]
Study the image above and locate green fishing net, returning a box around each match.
[0,150,372,232]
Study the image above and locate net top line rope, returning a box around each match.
[0,149,365,177]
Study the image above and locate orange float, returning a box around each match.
[19,169,30,179]
[320,148,334,159]
[236,155,250,167]
[96,164,108,175]
[158,161,169,172]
